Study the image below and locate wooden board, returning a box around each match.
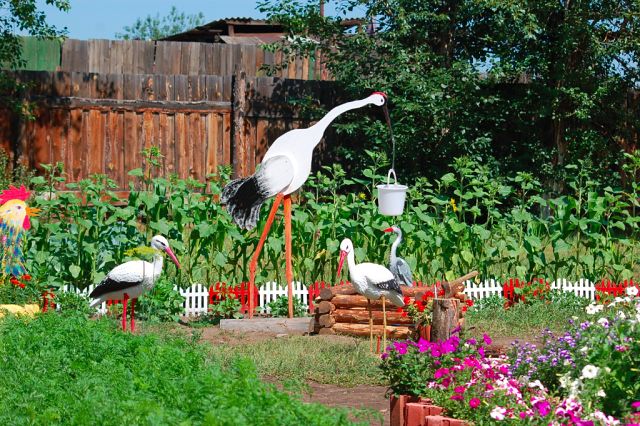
[219,317,313,335]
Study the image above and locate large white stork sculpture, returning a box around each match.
[222,92,387,318]
[89,235,180,331]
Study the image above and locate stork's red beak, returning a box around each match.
[165,247,181,269]
[336,250,348,279]
[383,227,394,233]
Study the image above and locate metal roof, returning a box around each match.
[161,18,285,43]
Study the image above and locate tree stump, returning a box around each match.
[430,298,459,342]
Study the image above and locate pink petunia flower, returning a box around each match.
[454,386,466,394]
[483,333,493,345]
[469,398,481,409]
[490,406,507,421]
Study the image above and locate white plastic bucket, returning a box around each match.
[377,169,408,216]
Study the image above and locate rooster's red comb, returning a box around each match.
[0,185,31,204]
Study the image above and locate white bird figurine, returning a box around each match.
[336,238,404,351]
[222,92,387,318]
[89,235,181,331]
[384,226,413,287]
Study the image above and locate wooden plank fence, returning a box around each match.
[15,37,327,80]
[0,70,340,187]
[57,278,639,318]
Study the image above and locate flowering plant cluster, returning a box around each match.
[509,286,640,422]
[381,330,627,424]
[397,285,473,329]
[0,273,41,305]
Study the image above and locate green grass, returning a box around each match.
[465,292,590,342]
[0,314,365,426]
[206,335,384,387]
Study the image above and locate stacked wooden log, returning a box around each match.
[311,271,478,340]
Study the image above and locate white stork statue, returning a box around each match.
[222,92,387,318]
[89,235,181,331]
[336,238,404,351]
[384,226,414,287]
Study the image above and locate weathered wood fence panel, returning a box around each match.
[1,71,340,189]
[11,37,328,80]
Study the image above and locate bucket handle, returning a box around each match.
[386,169,398,185]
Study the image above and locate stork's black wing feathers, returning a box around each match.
[89,277,142,298]
[375,278,403,295]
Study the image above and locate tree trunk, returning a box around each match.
[332,294,403,309]
[316,300,335,314]
[332,322,411,339]
[430,298,459,342]
[333,308,412,325]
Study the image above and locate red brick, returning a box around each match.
[424,415,444,426]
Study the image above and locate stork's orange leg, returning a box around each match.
[122,293,129,332]
[283,195,293,318]
[130,298,136,333]
[249,193,284,318]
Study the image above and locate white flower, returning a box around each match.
[618,311,626,320]
[579,346,589,353]
[586,304,599,315]
[597,317,610,327]
[592,410,620,425]
[528,380,544,390]
[559,374,570,388]
[490,406,507,421]
[596,389,606,397]
[627,286,638,297]
[581,364,599,379]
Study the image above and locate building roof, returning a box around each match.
[161,18,285,44]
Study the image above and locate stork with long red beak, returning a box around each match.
[222,92,387,318]
[89,235,180,332]
[336,238,404,351]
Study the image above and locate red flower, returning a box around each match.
[469,398,481,409]
[396,307,404,313]
[22,274,31,281]
[423,290,435,299]
[465,299,474,307]
[403,296,411,304]
[18,283,25,288]
[416,302,425,312]
[461,306,468,313]
[401,311,408,317]
[437,289,445,296]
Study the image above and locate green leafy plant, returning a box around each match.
[136,278,185,323]
[207,295,243,321]
[0,314,356,425]
[53,290,93,318]
[267,295,308,317]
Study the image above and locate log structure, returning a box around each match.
[311,271,478,340]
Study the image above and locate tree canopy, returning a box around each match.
[258,0,640,190]
[115,6,205,40]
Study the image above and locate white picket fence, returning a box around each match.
[462,278,598,300]
[258,281,311,314]
[60,278,606,317]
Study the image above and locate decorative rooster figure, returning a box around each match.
[337,238,404,351]
[222,92,387,318]
[0,185,39,279]
[384,226,413,287]
[89,235,180,332]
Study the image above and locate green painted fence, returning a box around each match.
[13,37,61,71]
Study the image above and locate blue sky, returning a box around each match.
[37,0,344,40]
